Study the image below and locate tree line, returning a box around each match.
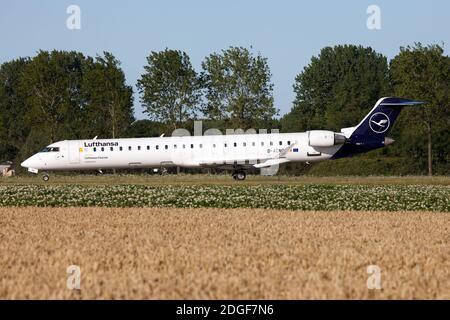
[0,44,448,175]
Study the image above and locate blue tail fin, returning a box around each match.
[333,97,425,158]
[348,97,424,143]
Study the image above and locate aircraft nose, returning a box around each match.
[21,159,30,168]
[21,157,34,168]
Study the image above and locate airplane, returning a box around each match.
[21,97,424,181]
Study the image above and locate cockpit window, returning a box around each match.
[40,147,60,152]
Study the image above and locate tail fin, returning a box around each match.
[333,97,425,159]
[343,97,425,143]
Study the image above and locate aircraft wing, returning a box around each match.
[278,142,297,157]
[198,156,291,169]
[198,156,269,167]
[253,158,291,168]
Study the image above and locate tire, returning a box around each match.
[42,175,50,182]
[235,171,246,181]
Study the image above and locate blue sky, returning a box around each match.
[1,0,448,118]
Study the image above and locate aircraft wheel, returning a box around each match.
[42,174,50,182]
[235,171,246,181]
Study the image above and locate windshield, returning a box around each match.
[40,147,60,153]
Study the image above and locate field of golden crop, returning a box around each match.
[0,207,448,299]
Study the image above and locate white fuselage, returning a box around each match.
[20,132,344,172]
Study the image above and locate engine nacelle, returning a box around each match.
[308,130,346,147]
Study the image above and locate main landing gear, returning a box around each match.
[232,170,246,181]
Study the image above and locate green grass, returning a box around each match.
[1,174,448,211]
[0,183,449,211]
[1,173,449,186]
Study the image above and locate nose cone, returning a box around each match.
[21,156,35,168]
[21,158,31,168]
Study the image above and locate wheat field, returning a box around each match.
[0,207,448,299]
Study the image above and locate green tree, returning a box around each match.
[19,50,85,143]
[390,43,449,175]
[82,52,134,138]
[0,58,30,161]
[137,49,201,131]
[201,46,277,129]
[283,45,390,132]
[125,119,168,138]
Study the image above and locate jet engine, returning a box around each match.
[308,130,346,147]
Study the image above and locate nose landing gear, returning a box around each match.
[42,174,50,182]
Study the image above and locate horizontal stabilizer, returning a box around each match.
[379,98,425,107]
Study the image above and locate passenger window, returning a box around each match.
[270,142,273,146]
[287,141,291,145]
[174,144,177,149]
[165,145,168,150]
[93,147,97,152]
[128,146,132,151]
[182,144,186,149]
[224,143,227,147]
[234,142,237,147]
[252,142,255,146]
[213,144,216,148]
[120,146,123,151]
[110,147,113,151]
[243,142,246,147]
[261,142,264,146]
[138,146,141,151]
[147,145,150,150]
[199,144,202,148]
[156,145,159,150]
[101,147,104,152]
[279,141,282,146]
[191,144,194,149]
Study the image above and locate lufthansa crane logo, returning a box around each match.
[369,112,390,133]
